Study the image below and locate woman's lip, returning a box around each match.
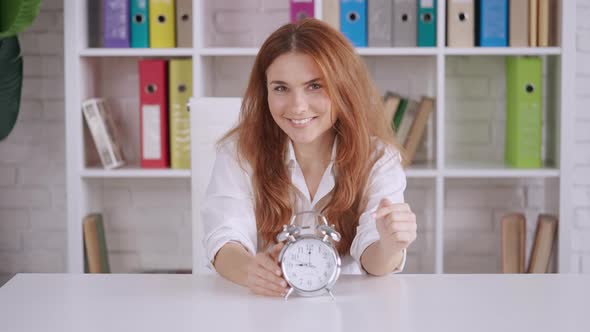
[288,116,315,120]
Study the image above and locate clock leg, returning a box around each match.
[326,288,335,301]
[284,287,294,301]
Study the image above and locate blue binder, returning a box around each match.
[417,0,437,47]
[131,0,150,48]
[340,0,367,47]
[477,0,508,47]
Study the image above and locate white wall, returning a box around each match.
[0,0,588,278]
[573,0,590,272]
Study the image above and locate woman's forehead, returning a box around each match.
[266,52,323,83]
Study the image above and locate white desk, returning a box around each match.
[0,273,588,332]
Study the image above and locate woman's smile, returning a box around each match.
[288,116,317,127]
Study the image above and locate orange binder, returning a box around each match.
[139,59,169,168]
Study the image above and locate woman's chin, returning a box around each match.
[287,134,318,145]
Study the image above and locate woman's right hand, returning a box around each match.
[245,242,289,297]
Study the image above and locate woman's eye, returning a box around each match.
[309,83,322,90]
[274,86,287,92]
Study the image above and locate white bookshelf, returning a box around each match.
[80,168,191,179]
[64,0,575,275]
[444,47,562,56]
[78,48,194,57]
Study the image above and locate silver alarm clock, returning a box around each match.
[276,211,341,300]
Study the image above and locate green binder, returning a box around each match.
[169,59,193,169]
[505,56,543,168]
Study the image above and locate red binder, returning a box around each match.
[139,59,169,168]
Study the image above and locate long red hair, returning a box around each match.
[221,18,404,254]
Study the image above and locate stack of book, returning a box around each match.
[382,91,435,166]
[501,213,558,273]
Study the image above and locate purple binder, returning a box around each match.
[103,0,130,48]
[290,0,315,22]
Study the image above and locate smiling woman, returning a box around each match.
[202,18,418,298]
[266,52,336,154]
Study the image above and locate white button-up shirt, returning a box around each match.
[201,137,407,275]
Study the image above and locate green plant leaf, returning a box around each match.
[0,36,23,141]
[0,0,43,38]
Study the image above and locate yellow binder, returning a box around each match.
[149,0,176,48]
[169,59,192,169]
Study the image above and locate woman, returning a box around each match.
[201,18,417,297]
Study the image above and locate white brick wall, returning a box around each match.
[576,0,590,273]
[0,0,588,278]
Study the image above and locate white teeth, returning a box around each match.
[291,117,312,125]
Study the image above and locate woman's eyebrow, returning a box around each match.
[269,78,322,85]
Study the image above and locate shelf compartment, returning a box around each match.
[443,177,559,274]
[199,48,259,56]
[444,55,560,178]
[444,47,561,56]
[79,48,194,57]
[199,47,440,57]
[81,167,190,178]
[444,160,559,178]
[405,178,437,273]
[357,47,438,56]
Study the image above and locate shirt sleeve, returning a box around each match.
[349,146,408,274]
[200,142,258,270]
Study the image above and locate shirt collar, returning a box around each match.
[285,137,338,167]
[285,137,338,207]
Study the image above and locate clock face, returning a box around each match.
[281,238,338,292]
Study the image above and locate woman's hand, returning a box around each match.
[244,242,289,297]
[374,198,417,253]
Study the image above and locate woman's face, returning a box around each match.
[266,52,335,146]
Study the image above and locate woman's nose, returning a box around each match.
[291,90,308,114]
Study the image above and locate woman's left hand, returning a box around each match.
[373,198,417,253]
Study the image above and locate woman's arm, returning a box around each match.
[202,142,288,296]
[360,241,405,277]
[361,199,416,276]
[350,145,415,275]
[213,242,253,286]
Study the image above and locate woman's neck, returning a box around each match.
[292,132,336,171]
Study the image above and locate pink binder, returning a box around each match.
[290,0,314,22]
